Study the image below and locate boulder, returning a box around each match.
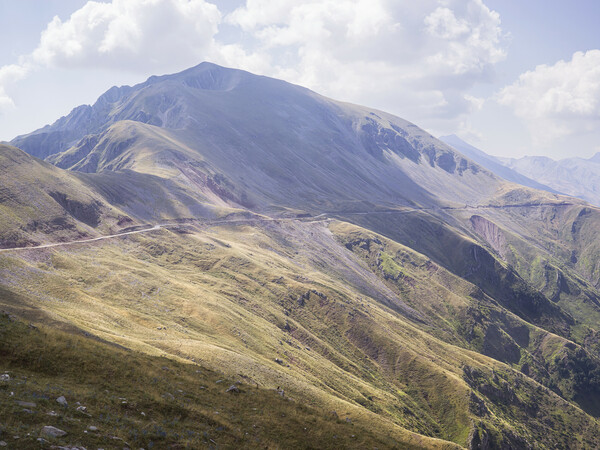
[41,426,67,438]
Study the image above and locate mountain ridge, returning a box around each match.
[13,62,510,214]
[10,63,300,159]
[439,134,600,208]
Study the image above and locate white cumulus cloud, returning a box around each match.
[31,0,221,71]
[497,49,600,144]
[226,0,506,128]
[0,63,34,113]
[0,0,223,114]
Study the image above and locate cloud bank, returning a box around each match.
[226,0,505,127]
[497,49,600,145]
[0,0,223,113]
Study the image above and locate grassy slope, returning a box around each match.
[0,143,234,247]
[436,188,600,361]
[0,312,447,449]
[331,221,600,417]
[0,144,131,247]
[2,220,599,448]
[6,62,600,449]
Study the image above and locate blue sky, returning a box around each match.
[0,0,598,159]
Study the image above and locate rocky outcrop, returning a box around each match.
[470,215,507,259]
[360,117,421,162]
[48,192,102,227]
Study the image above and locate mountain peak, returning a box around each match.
[10,61,504,210]
[144,61,250,92]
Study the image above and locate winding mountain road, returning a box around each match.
[0,225,164,253]
[0,201,583,254]
[0,216,329,253]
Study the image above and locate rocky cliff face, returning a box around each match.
[470,215,507,258]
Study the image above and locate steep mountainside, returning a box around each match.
[0,144,133,248]
[0,143,227,248]
[499,154,600,207]
[3,63,600,449]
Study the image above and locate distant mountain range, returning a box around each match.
[498,153,600,207]
[3,63,600,448]
[439,134,559,194]
[441,134,600,207]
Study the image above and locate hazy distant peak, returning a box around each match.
[438,134,488,159]
[532,155,554,162]
[438,134,560,195]
[496,152,600,206]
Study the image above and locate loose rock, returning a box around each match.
[56,396,68,406]
[225,385,240,393]
[16,401,36,408]
[49,446,87,450]
[41,425,67,438]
